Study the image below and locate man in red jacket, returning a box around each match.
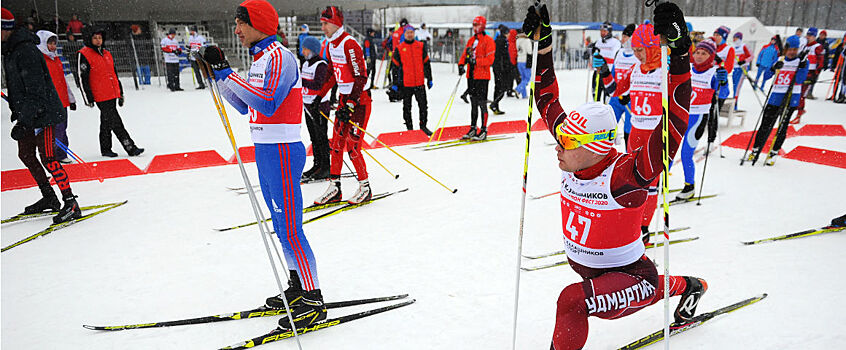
[391,25,433,135]
[78,26,144,157]
[36,30,76,163]
[314,6,373,205]
[458,15,495,140]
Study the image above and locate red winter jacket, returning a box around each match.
[391,40,432,87]
[459,33,495,80]
[43,53,73,107]
[79,46,122,103]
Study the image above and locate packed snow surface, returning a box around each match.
[3,63,845,349]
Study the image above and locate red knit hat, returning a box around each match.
[236,0,278,36]
[2,8,15,30]
[320,6,344,27]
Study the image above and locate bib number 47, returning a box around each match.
[566,212,592,245]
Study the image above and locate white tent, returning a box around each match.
[686,16,773,62]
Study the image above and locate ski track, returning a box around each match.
[2,63,845,349]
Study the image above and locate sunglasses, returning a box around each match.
[554,121,616,150]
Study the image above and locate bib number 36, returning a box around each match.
[566,212,592,245]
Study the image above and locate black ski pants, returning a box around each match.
[491,68,511,108]
[753,104,794,152]
[96,99,136,153]
[401,86,428,129]
[17,125,74,199]
[304,101,331,169]
[165,62,181,90]
[468,79,489,129]
[190,60,205,88]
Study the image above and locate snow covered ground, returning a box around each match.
[2,62,846,349]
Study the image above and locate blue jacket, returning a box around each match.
[756,43,779,68]
[298,33,309,56]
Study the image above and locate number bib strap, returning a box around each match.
[559,156,644,268]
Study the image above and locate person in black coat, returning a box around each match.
[2,7,81,223]
[490,24,511,115]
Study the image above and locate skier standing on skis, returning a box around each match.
[795,27,824,121]
[390,25,434,135]
[522,4,706,349]
[458,15,495,141]
[36,30,76,163]
[590,21,621,103]
[731,32,752,110]
[712,26,735,110]
[608,23,638,142]
[199,0,326,330]
[671,39,720,200]
[748,35,809,165]
[300,35,335,182]
[314,5,374,205]
[3,8,81,224]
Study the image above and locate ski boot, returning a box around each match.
[314,179,342,205]
[674,183,695,201]
[789,110,804,124]
[277,289,327,331]
[101,150,119,158]
[420,124,433,137]
[490,104,505,115]
[308,167,331,182]
[266,270,304,309]
[748,147,761,164]
[123,140,145,157]
[460,92,470,104]
[302,164,320,180]
[53,195,82,224]
[831,214,846,228]
[24,187,61,214]
[348,179,372,204]
[673,276,708,325]
[471,128,487,141]
[763,151,778,166]
[461,126,477,140]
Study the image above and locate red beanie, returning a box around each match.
[2,8,15,30]
[237,0,278,36]
[320,6,343,27]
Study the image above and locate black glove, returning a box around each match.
[619,94,631,106]
[798,59,807,69]
[118,96,124,107]
[10,124,28,141]
[716,67,728,86]
[653,2,690,54]
[69,103,77,111]
[458,65,466,76]
[714,55,723,65]
[200,45,231,71]
[522,4,552,51]
[771,61,784,71]
[707,110,718,143]
[598,63,611,78]
[336,100,356,123]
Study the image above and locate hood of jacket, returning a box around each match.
[2,27,39,56]
[82,25,106,50]
[36,30,59,59]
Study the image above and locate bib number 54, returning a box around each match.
[566,212,592,245]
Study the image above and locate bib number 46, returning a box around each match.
[633,95,652,115]
[566,212,592,245]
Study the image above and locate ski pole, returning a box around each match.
[317,111,400,179]
[194,52,303,349]
[696,140,712,206]
[740,66,778,165]
[512,4,542,348]
[427,77,462,144]
[740,65,765,107]
[828,55,844,100]
[53,139,104,183]
[320,112,452,192]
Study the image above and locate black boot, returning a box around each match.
[420,124,433,136]
[675,183,695,201]
[101,150,119,157]
[471,128,487,141]
[461,126,477,140]
[277,289,327,330]
[302,164,320,179]
[24,186,61,214]
[404,121,413,131]
[673,276,708,324]
[125,144,145,157]
[266,270,304,309]
[460,92,470,104]
[831,213,846,228]
[53,195,82,224]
